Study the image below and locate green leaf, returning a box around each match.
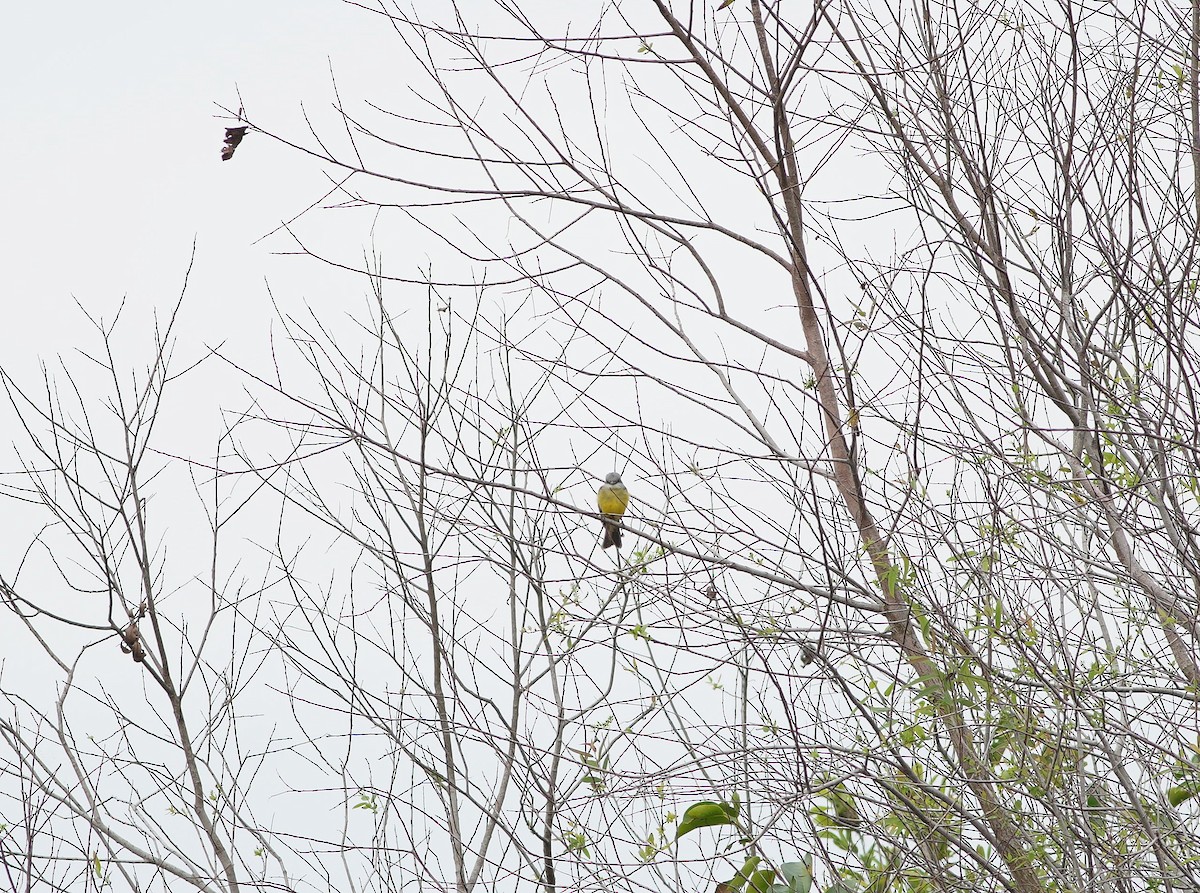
[726,856,761,890]
[746,868,775,892]
[565,829,591,857]
[726,857,785,893]
[830,786,862,828]
[1168,784,1198,806]
[675,800,737,839]
[777,859,813,893]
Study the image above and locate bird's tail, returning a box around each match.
[601,517,623,550]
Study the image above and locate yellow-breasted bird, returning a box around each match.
[597,472,630,549]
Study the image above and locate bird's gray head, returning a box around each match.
[604,472,623,485]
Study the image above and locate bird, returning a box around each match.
[597,472,630,549]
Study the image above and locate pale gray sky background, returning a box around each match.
[2,1,400,387]
[0,0,414,704]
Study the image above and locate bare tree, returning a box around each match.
[6,1,1200,892]
[0,292,259,893]
[250,1,1200,891]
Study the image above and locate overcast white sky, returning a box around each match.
[0,0,407,710]
[2,1,402,393]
